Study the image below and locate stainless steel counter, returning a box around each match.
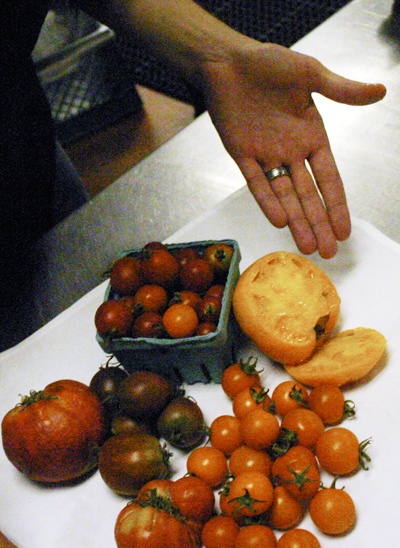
[6,0,399,348]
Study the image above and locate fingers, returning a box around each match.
[308,146,351,242]
[314,63,386,106]
[237,158,288,229]
[238,157,349,259]
[265,160,338,259]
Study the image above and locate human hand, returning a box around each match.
[202,42,386,258]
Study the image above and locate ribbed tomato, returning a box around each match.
[115,502,198,548]
[1,379,107,482]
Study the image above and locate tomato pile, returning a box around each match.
[108,356,370,547]
[95,241,234,340]
[1,350,373,546]
[88,361,208,498]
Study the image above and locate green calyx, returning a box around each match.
[18,390,57,407]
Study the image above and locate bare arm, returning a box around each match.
[75,0,386,257]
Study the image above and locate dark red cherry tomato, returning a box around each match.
[180,258,214,293]
[203,243,234,278]
[132,312,164,338]
[196,322,218,336]
[110,256,142,296]
[141,249,179,288]
[95,299,133,338]
[196,295,222,323]
[173,247,200,267]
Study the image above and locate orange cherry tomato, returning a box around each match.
[276,528,321,547]
[280,408,325,451]
[232,386,273,419]
[308,384,355,425]
[239,407,280,451]
[315,427,370,475]
[272,447,321,502]
[309,482,356,535]
[169,289,202,309]
[210,415,242,456]
[226,471,274,518]
[221,357,262,399]
[271,380,309,417]
[162,303,199,338]
[229,445,272,477]
[169,475,215,524]
[267,486,304,531]
[234,524,277,548]
[201,515,240,548]
[186,446,228,487]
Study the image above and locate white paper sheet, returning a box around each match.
[1,188,400,547]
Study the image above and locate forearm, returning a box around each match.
[75,0,251,89]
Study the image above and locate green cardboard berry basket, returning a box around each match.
[96,239,241,384]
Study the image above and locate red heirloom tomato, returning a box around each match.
[110,256,142,296]
[1,379,107,483]
[115,501,197,548]
[136,478,174,501]
[180,258,214,293]
[99,433,170,496]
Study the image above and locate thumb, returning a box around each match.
[315,66,386,106]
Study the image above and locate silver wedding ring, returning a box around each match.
[265,166,291,181]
